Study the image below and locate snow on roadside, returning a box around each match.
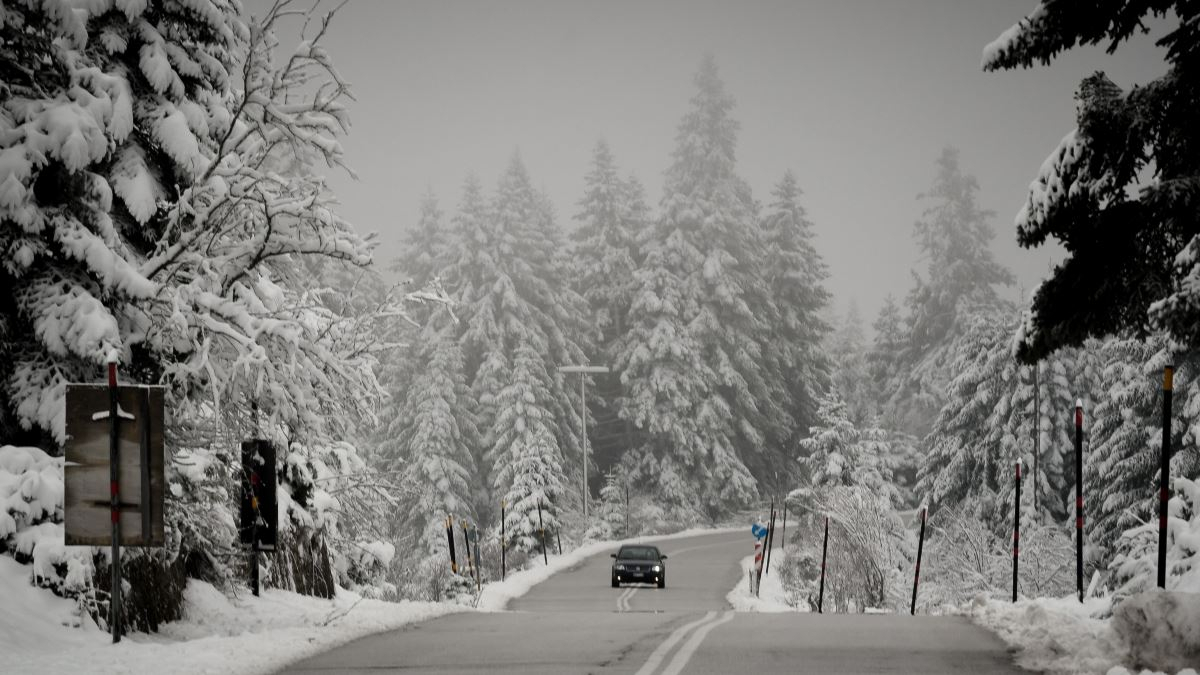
[477,526,741,611]
[726,550,796,612]
[964,593,1199,675]
[2,555,466,675]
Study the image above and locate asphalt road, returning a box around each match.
[285,530,1027,674]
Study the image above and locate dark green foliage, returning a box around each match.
[986,2,1200,360]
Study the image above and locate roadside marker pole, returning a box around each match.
[818,515,828,614]
[1013,460,1021,602]
[107,358,122,643]
[1158,365,1173,589]
[537,501,548,565]
[910,507,925,615]
[556,527,562,556]
[781,500,787,549]
[447,516,458,574]
[1075,400,1084,602]
[461,521,473,579]
[500,500,506,581]
[764,501,776,575]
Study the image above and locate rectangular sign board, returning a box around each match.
[239,440,278,552]
[64,384,165,547]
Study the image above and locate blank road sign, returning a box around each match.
[64,384,165,547]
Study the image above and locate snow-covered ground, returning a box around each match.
[478,526,741,611]
[965,592,1200,675]
[726,549,797,612]
[1,555,466,675]
[3,526,737,674]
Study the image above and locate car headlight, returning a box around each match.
[653,565,661,572]
[615,564,625,571]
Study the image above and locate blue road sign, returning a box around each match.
[751,523,768,539]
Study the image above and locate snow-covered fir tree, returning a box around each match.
[492,341,567,552]
[868,296,905,422]
[758,170,832,453]
[615,55,767,518]
[435,156,591,525]
[984,1,1200,362]
[886,148,1014,437]
[827,302,871,427]
[569,141,650,480]
[387,311,479,558]
[798,390,896,504]
[0,0,404,620]
[394,188,449,293]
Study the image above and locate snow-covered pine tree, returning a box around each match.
[759,170,832,456]
[917,309,1015,519]
[492,340,567,552]
[570,141,650,483]
[798,391,896,504]
[395,188,449,292]
[387,310,479,559]
[615,55,765,518]
[984,2,1200,361]
[1,1,402,616]
[868,296,905,423]
[887,149,1014,438]
[827,302,871,427]
[447,155,589,520]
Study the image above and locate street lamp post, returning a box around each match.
[558,364,609,521]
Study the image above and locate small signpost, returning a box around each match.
[64,366,166,644]
[240,440,278,596]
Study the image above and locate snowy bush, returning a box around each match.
[775,544,821,610]
[1111,473,1200,597]
[790,487,910,613]
[921,504,1074,608]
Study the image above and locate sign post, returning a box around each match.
[107,359,121,643]
[500,500,507,581]
[240,440,277,595]
[65,368,166,642]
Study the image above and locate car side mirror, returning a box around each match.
[660,554,668,560]
[610,553,617,558]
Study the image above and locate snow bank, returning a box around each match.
[1112,590,1200,673]
[2,556,466,675]
[965,593,1200,675]
[476,526,740,611]
[966,594,1120,675]
[725,551,796,612]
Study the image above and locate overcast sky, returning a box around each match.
[287,0,1174,328]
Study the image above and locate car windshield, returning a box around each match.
[617,546,659,560]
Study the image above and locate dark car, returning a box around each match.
[610,545,667,588]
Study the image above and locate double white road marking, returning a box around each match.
[616,586,638,612]
[634,610,736,675]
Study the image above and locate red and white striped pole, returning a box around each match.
[818,515,828,614]
[910,506,925,615]
[753,539,764,596]
[1013,459,1021,602]
[1158,365,1173,588]
[1075,399,1084,603]
[107,356,122,643]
